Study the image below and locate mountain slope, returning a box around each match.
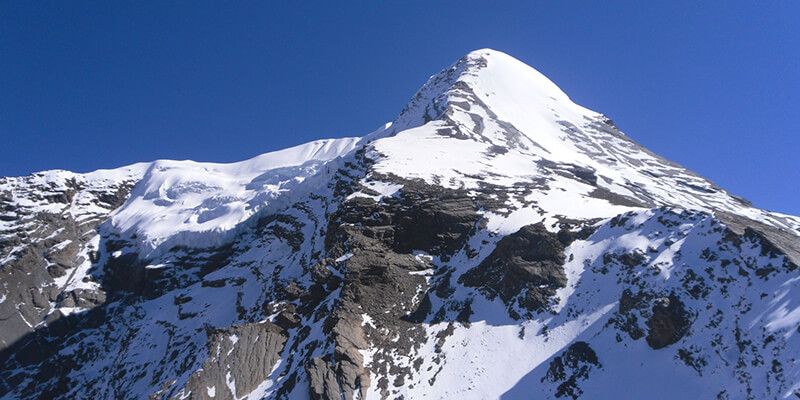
[1,49,799,400]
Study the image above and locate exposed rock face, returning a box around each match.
[184,322,288,400]
[646,294,691,349]
[615,289,649,341]
[461,223,568,315]
[305,356,340,400]
[0,173,138,353]
[542,342,601,400]
[328,175,483,257]
[58,288,106,308]
[716,210,800,269]
[303,174,485,399]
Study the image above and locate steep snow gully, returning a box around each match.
[1,49,799,399]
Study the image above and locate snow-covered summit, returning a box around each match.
[389,48,589,134]
[54,48,796,260]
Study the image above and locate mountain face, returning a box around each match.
[2,49,800,400]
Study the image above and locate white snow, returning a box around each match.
[108,137,360,258]
[408,269,434,276]
[335,253,353,263]
[362,313,376,329]
[227,334,239,356]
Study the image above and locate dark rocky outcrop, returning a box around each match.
[717,211,800,271]
[328,175,483,258]
[461,223,567,315]
[184,322,288,399]
[305,356,341,400]
[615,289,650,341]
[613,289,693,350]
[101,239,236,300]
[646,294,691,349]
[302,174,487,399]
[57,288,106,308]
[542,341,601,399]
[0,179,136,354]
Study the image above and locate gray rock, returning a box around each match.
[274,309,301,330]
[716,210,800,270]
[59,288,106,308]
[646,293,691,349]
[461,223,567,314]
[183,322,288,400]
[542,341,601,400]
[305,356,341,400]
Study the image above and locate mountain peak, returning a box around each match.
[460,48,573,101]
[2,47,800,400]
[383,48,593,151]
[365,50,799,236]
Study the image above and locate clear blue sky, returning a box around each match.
[2,2,799,215]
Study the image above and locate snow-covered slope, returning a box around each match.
[109,137,360,258]
[1,49,799,400]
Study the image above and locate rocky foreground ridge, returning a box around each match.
[1,49,800,399]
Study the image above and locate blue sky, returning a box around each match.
[2,2,799,215]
